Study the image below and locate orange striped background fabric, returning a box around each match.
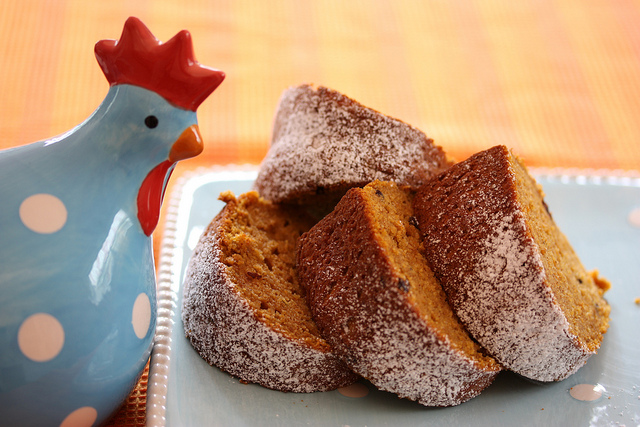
[1,1,639,424]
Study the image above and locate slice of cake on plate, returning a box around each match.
[412,145,611,381]
[297,180,501,406]
[182,191,358,392]
[254,84,453,215]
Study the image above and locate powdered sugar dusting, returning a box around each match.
[476,213,532,283]
[182,216,357,393]
[348,287,497,406]
[459,210,589,381]
[254,85,450,203]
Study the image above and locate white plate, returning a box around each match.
[147,167,640,426]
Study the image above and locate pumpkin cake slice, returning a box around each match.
[253,84,453,215]
[182,190,358,392]
[297,180,501,406]
[412,145,611,381]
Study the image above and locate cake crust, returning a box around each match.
[412,145,610,381]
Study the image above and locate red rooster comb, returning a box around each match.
[94,17,225,111]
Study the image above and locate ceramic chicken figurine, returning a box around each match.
[0,17,224,426]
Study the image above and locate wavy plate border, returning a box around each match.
[145,166,639,427]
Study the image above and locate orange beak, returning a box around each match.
[168,124,203,163]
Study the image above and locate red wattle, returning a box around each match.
[137,160,174,236]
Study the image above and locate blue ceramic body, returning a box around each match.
[0,85,198,426]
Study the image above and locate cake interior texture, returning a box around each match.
[508,153,610,350]
[359,182,498,370]
[217,191,329,351]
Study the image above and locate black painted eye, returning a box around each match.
[144,115,159,129]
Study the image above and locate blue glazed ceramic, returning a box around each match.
[0,17,224,427]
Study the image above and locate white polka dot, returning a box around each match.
[570,383,606,401]
[132,293,152,339]
[18,313,65,362]
[628,207,640,228]
[19,193,67,234]
[338,382,369,398]
[59,406,98,427]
